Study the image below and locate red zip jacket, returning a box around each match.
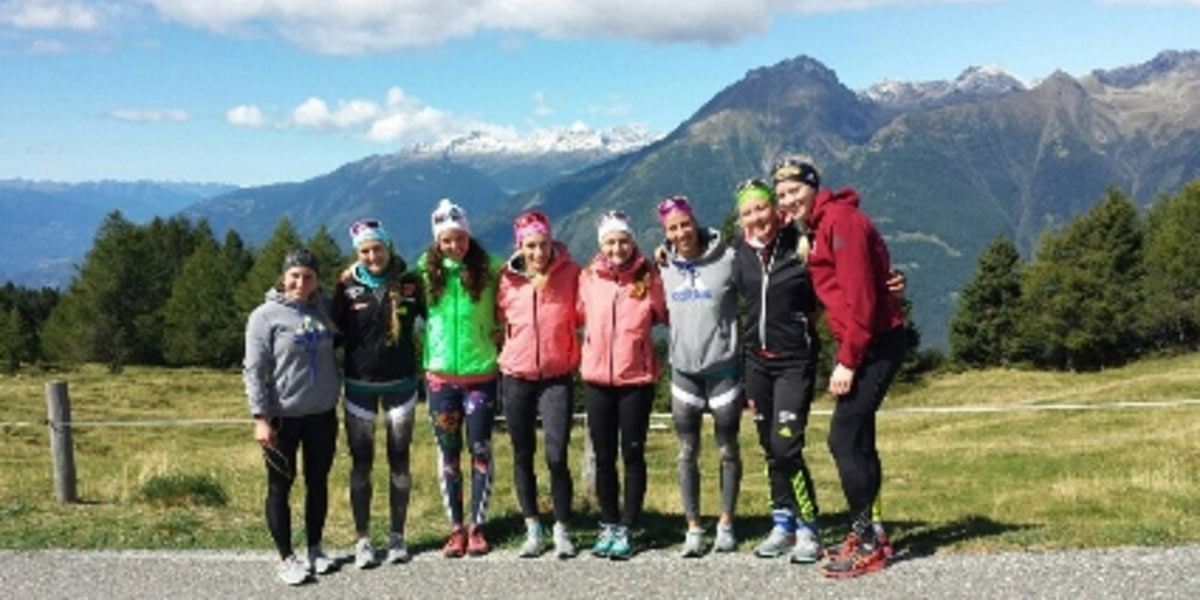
[808,187,905,369]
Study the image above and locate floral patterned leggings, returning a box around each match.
[427,376,497,527]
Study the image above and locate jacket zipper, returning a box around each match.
[759,247,775,352]
[609,286,619,386]
[533,288,542,379]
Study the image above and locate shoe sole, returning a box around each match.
[790,553,820,564]
[821,559,888,579]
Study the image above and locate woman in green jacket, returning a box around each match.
[417,198,504,558]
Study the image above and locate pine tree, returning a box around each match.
[222,229,254,285]
[949,235,1023,367]
[234,217,302,320]
[162,234,241,367]
[0,306,22,372]
[1140,181,1200,350]
[42,212,148,371]
[306,225,345,292]
[1017,189,1144,370]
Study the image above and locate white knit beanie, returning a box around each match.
[431,198,470,238]
[596,210,633,245]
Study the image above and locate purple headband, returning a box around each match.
[657,195,695,225]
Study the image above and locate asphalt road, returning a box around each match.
[2,545,1197,599]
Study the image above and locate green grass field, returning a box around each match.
[1,354,1197,554]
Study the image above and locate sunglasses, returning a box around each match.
[433,206,463,224]
[349,218,381,236]
[657,195,693,218]
[596,209,629,226]
[736,178,771,193]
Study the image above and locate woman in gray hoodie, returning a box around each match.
[657,196,744,557]
[244,248,340,585]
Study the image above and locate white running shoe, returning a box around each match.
[277,555,309,586]
[354,537,377,570]
[386,533,411,564]
[307,546,335,575]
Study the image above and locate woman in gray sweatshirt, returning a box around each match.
[656,196,743,558]
[244,248,340,585]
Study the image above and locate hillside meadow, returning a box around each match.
[0,354,1197,554]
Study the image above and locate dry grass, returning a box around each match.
[1,356,1198,553]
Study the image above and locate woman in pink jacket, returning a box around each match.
[578,210,668,560]
[496,210,583,559]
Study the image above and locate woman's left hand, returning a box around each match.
[829,363,855,397]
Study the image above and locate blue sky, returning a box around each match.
[2,0,1198,186]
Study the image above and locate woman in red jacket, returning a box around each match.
[577,210,668,560]
[496,210,583,559]
[771,157,907,578]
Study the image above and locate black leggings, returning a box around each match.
[585,383,654,528]
[263,409,337,559]
[828,328,906,529]
[502,374,574,524]
[745,354,819,524]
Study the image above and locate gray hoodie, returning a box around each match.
[662,228,739,374]
[243,288,339,418]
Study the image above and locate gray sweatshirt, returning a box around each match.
[243,288,339,418]
[662,228,740,374]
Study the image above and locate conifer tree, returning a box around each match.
[306,225,344,292]
[1140,181,1200,350]
[162,234,241,367]
[234,217,302,319]
[950,235,1023,367]
[42,212,148,371]
[1017,189,1143,370]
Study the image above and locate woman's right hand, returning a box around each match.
[253,416,276,449]
[653,243,668,267]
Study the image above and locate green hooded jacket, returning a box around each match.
[417,251,503,376]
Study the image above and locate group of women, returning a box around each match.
[242,155,907,585]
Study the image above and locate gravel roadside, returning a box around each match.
[2,545,1196,599]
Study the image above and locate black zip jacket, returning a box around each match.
[332,258,425,382]
[732,223,821,362]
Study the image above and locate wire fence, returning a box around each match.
[6,398,1199,429]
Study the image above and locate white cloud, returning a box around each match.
[226,104,266,128]
[290,97,382,129]
[531,91,553,117]
[107,108,189,123]
[136,1,1004,54]
[0,0,117,31]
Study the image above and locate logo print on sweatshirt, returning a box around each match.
[670,272,714,303]
[293,314,331,348]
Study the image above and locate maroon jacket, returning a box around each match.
[808,187,905,369]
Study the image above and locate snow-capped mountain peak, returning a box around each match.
[862,64,1027,110]
[402,123,662,158]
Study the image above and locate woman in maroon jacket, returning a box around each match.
[771,157,907,578]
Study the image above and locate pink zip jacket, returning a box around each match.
[497,241,583,380]
[577,250,669,386]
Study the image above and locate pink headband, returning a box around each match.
[513,211,552,247]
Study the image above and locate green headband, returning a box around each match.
[736,186,775,208]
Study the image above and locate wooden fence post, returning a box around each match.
[45,380,77,504]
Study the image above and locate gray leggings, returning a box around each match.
[344,385,418,536]
[670,368,744,523]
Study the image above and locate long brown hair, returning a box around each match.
[425,236,491,305]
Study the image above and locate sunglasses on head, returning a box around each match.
[657,195,692,218]
[349,218,381,236]
[736,178,771,193]
[433,206,463,224]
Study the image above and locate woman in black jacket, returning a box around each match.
[332,218,425,569]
